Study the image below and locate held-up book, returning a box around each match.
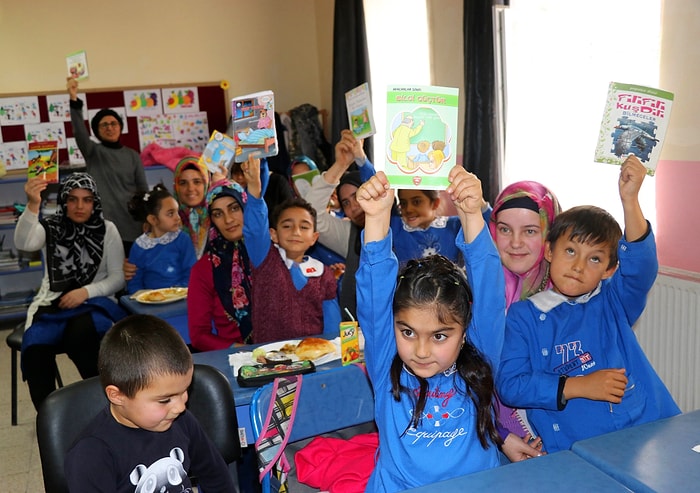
[383,85,459,190]
[27,140,59,183]
[345,82,376,140]
[199,130,237,174]
[231,90,278,163]
[594,82,674,176]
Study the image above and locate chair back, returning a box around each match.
[250,364,375,492]
[36,364,240,493]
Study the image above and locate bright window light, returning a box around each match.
[503,0,662,229]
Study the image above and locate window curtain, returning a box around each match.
[332,0,373,160]
[463,0,500,203]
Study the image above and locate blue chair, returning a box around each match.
[250,364,375,493]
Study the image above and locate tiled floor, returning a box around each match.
[0,321,81,493]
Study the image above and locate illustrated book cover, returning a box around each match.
[199,130,237,174]
[27,140,59,183]
[593,81,674,176]
[345,82,376,140]
[230,90,278,163]
[66,50,89,81]
[384,85,459,190]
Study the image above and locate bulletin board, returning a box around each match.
[0,82,228,173]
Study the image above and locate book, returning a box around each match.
[27,140,59,183]
[345,82,376,140]
[66,50,89,81]
[199,130,237,174]
[593,82,674,176]
[384,85,459,190]
[291,168,320,198]
[230,90,278,163]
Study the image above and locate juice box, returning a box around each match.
[340,321,361,365]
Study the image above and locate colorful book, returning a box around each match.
[199,130,237,174]
[66,50,89,81]
[345,82,376,140]
[27,141,59,183]
[230,90,278,163]
[594,82,674,176]
[384,85,459,189]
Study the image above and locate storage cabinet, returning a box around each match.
[0,174,43,322]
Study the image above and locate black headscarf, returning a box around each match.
[40,173,106,293]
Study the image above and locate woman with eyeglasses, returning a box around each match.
[67,77,148,256]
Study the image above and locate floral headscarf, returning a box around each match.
[489,181,561,307]
[205,181,253,343]
[40,173,105,293]
[173,156,210,258]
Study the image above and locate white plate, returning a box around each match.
[228,337,342,375]
[134,287,188,304]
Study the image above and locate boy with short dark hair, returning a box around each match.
[498,155,680,453]
[65,314,235,492]
[242,155,341,344]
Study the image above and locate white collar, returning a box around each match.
[402,215,448,232]
[529,283,603,313]
[273,243,324,277]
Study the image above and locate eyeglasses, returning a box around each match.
[99,121,120,129]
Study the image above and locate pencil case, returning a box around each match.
[237,360,316,387]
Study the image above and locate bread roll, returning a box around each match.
[294,337,336,361]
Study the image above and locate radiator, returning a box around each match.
[634,270,700,412]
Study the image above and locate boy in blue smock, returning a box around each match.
[498,155,680,453]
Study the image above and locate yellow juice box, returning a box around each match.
[340,321,361,365]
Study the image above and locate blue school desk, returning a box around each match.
[192,338,344,446]
[400,451,630,492]
[119,294,189,344]
[571,409,700,493]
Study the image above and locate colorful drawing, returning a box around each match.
[27,141,59,183]
[345,82,376,140]
[163,87,200,114]
[66,50,89,81]
[124,89,163,116]
[231,90,278,163]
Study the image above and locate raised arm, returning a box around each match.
[446,165,485,243]
[357,172,394,244]
[618,154,647,241]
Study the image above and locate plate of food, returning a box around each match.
[134,287,188,304]
[254,337,341,364]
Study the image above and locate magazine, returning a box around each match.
[230,90,278,163]
[593,81,674,176]
[383,85,459,190]
[27,140,59,183]
[199,130,237,174]
[345,82,376,140]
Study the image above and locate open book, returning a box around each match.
[231,90,278,163]
[593,82,674,176]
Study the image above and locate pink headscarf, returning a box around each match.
[489,181,561,307]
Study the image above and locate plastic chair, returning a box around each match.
[6,321,63,426]
[250,364,375,493]
[36,364,241,493]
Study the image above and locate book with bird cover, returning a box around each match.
[27,140,59,183]
[594,82,674,176]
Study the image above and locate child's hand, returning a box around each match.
[123,259,137,281]
[356,172,394,218]
[446,166,483,216]
[502,433,546,462]
[619,154,645,203]
[567,368,628,403]
[334,130,359,171]
[241,154,262,198]
[66,77,78,101]
[211,164,228,184]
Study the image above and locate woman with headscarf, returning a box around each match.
[173,155,213,259]
[14,173,127,410]
[187,180,253,351]
[488,180,562,461]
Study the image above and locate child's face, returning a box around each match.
[398,190,439,230]
[109,368,193,433]
[270,206,319,263]
[338,184,365,227]
[394,306,464,378]
[210,196,244,242]
[495,208,544,275]
[176,169,206,207]
[149,196,181,236]
[545,232,617,298]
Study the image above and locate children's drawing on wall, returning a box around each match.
[0,96,41,126]
[25,122,67,149]
[386,108,452,175]
[0,142,29,171]
[124,89,163,117]
[46,93,88,123]
[163,86,200,114]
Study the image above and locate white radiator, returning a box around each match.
[634,270,700,412]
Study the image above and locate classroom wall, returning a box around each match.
[0,0,333,117]
[655,0,700,273]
